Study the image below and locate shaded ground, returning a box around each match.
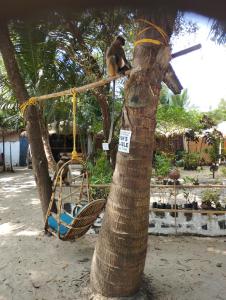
[0,168,226,300]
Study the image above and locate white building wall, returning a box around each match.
[0,141,20,166]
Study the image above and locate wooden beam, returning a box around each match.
[164,63,183,94]
[149,208,226,215]
[35,72,129,102]
[70,184,225,189]
[171,43,202,59]
[34,44,201,102]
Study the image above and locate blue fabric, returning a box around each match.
[48,213,74,236]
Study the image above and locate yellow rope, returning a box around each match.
[71,92,79,161]
[20,97,37,115]
[20,92,84,164]
[135,19,168,47]
[134,38,163,47]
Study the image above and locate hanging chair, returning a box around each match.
[44,92,106,240]
[44,158,106,240]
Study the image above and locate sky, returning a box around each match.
[171,12,226,112]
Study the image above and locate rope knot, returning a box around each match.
[20,97,37,116]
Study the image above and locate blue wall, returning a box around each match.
[19,137,28,166]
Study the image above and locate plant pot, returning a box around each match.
[168,180,174,185]
[185,203,192,209]
[152,202,158,208]
[216,202,222,210]
[161,203,166,209]
[201,203,212,210]
[192,201,198,210]
[193,181,199,185]
[163,179,168,185]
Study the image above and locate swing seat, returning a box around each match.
[48,213,73,236]
[46,199,106,240]
[48,204,84,236]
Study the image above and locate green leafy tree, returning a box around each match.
[207,99,226,124]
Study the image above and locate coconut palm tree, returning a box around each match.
[90,7,226,297]
[0,23,52,217]
[90,7,177,297]
[0,3,225,298]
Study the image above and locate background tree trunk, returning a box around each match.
[90,9,176,297]
[38,109,57,172]
[2,131,6,172]
[0,22,52,218]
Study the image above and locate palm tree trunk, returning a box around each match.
[0,22,52,218]
[90,9,176,297]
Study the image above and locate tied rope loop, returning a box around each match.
[134,19,168,47]
[20,97,37,116]
[71,91,79,161]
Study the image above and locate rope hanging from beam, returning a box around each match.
[19,72,129,116]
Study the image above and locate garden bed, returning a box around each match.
[148,209,226,236]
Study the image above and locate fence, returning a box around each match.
[86,183,226,236]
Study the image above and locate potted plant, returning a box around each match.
[201,189,220,210]
[154,152,171,180]
[183,176,199,186]
[183,152,199,170]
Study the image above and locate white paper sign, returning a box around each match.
[118,129,132,153]
[102,143,109,151]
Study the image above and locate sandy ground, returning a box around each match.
[0,168,226,300]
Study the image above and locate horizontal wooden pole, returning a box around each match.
[149,184,225,189]
[34,44,201,102]
[69,184,111,188]
[68,183,225,189]
[171,43,202,59]
[35,71,130,102]
[150,208,226,214]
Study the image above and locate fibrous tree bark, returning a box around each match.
[90,8,177,297]
[0,22,52,218]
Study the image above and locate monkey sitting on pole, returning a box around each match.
[52,153,71,186]
[105,36,132,146]
[106,36,132,77]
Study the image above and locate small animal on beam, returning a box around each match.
[53,153,71,185]
[106,36,132,76]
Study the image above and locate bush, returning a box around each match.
[209,145,220,163]
[183,152,199,170]
[175,150,185,161]
[221,166,226,177]
[154,152,171,177]
[87,153,112,199]
[201,189,220,208]
[175,159,184,168]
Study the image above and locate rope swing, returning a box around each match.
[71,91,81,162]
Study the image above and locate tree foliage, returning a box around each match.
[157,85,202,134]
[206,99,226,124]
